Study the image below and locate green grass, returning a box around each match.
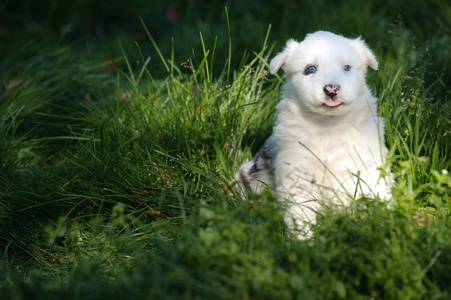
[1,1,451,299]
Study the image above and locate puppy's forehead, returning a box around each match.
[304,34,358,61]
[299,34,358,63]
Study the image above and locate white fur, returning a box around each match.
[236,31,393,239]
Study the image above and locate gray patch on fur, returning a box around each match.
[236,142,274,194]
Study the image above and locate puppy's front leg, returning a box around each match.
[275,177,322,239]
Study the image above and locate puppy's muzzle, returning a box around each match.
[323,84,340,98]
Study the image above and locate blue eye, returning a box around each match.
[344,65,351,71]
[305,65,317,75]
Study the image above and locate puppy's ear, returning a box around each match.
[269,52,287,74]
[352,37,378,71]
[269,39,297,74]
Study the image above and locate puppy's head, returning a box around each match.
[270,31,378,116]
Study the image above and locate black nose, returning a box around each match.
[323,84,340,97]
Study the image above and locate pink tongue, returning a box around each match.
[324,100,343,107]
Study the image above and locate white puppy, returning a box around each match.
[235,31,392,238]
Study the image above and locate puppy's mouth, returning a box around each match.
[323,100,343,108]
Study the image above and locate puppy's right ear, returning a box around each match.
[269,51,287,74]
[269,39,297,74]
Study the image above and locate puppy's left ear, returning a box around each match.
[352,37,378,71]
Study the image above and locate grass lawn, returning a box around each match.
[1,1,451,299]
